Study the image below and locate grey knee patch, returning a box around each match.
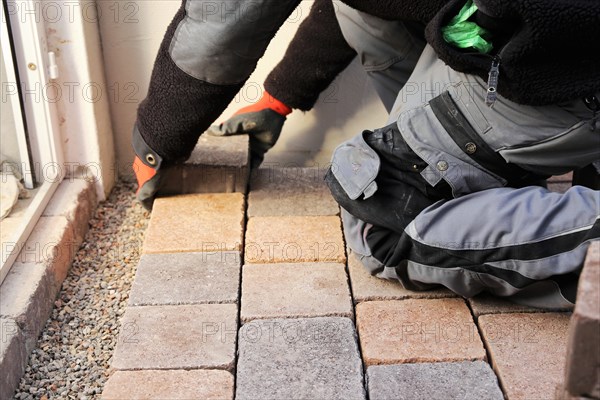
[169,0,298,85]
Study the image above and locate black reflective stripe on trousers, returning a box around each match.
[367,218,600,289]
[429,91,549,186]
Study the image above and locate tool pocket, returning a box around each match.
[330,130,381,200]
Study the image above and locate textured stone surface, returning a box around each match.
[348,250,455,302]
[548,172,573,182]
[245,216,345,264]
[241,263,352,322]
[236,317,365,400]
[479,312,571,400]
[367,361,504,400]
[356,299,485,365]
[468,293,572,317]
[143,193,245,254]
[0,263,54,354]
[102,369,234,400]
[564,241,600,398]
[42,178,97,242]
[128,252,241,306]
[0,317,27,400]
[247,167,339,217]
[112,304,237,371]
[161,134,249,195]
[548,181,572,194]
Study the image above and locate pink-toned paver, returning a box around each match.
[244,216,345,264]
[143,193,245,254]
[479,312,571,400]
[356,299,486,366]
[240,263,352,322]
[468,293,572,317]
[347,250,455,302]
[111,304,238,371]
[564,241,600,398]
[102,369,234,400]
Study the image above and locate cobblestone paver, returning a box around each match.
[236,317,365,400]
[366,361,504,400]
[102,164,580,399]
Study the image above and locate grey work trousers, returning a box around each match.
[332,3,600,308]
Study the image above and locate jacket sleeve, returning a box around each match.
[264,0,357,111]
[137,0,301,162]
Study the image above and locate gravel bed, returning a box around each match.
[13,182,150,400]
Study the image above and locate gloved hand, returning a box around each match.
[132,124,166,210]
[207,91,292,167]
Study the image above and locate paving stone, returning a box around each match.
[548,172,573,182]
[548,181,572,193]
[0,317,27,400]
[356,299,485,366]
[564,241,600,398]
[347,250,455,302]
[247,167,339,217]
[241,263,352,322]
[468,293,572,317]
[42,178,97,242]
[160,134,249,195]
[128,251,241,306]
[0,263,54,354]
[102,369,234,400]
[245,216,345,264]
[479,312,571,400]
[236,317,365,400]
[367,361,504,400]
[143,193,245,254]
[111,304,237,371]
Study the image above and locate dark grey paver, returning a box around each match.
[161,134,249,195]
[236,317,365,400]
[367,361,504,400]
[248,167,339,216]
[128,251,241,306]
[111,304,237,371]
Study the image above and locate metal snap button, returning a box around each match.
[465,142,477,154]
[436,161,449,171]
[145,154,157,166]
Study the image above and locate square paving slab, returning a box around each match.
[128,251,241,306]
[102,369,234,400]
[241,263,352,322]
[367,361,504,400]
[479,312,570,400]
[111,304,237,371]
[236,317,365,400]
[245,216,345,264]
[143,193,245,254]
[356,299,486,365]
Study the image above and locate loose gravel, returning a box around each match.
[13,182,150,400]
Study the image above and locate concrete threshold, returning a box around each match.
[0,178,98,400]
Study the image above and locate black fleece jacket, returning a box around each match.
[266,0,600,109]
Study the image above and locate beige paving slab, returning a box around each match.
[111,304,237,371]
[348,250,456,302]
[143,193,245,254]
[248,167,339,216]
[245,216,345,264]
[356,299,485,366]
[468,293,572,317]
[241,263,352,322]
[102,369,234,400]
[479,312,571,400]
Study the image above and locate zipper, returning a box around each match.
[485,56,500,107]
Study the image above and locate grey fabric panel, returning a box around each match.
[170,0,299,85]
[334,1,425,111]
[341,208,372,257]
[405,185,600,251]
[331,132,380,200]
[485,243,590,280]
